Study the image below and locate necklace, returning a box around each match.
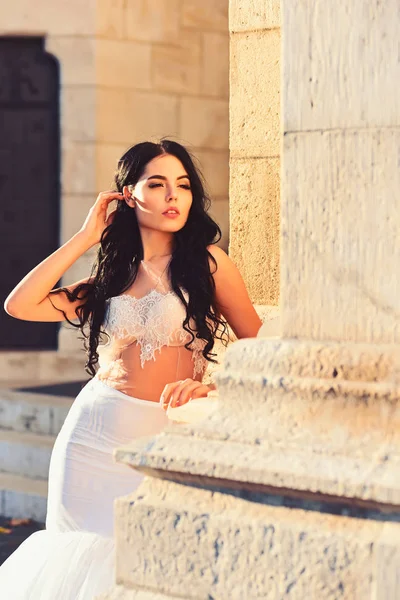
[142,252,172,261]
[140,257,172,292]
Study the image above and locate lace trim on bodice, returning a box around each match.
[102,289,207,376]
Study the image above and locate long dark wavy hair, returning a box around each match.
[50,139,228,377]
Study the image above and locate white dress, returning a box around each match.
[0,283,207,599]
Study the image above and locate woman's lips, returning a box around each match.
[162,208,180,218]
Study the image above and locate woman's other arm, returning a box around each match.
[160,245,262,411]
[207,244,262,339]
[4,191,123,322]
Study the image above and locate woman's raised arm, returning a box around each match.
[4,191,123,322]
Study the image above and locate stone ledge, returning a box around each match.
[114,337,400,507]
[97,585,179,600]
[110,478,400,600]
[115,431,400,507]
[220,338,400,382]
[0,351,86,383]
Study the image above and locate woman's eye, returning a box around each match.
[180,184,191,190]
[149,183,163,188]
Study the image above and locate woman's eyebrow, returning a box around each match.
[147,174,190,181]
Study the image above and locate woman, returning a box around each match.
[0,140,261,598]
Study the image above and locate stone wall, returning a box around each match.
[229,0,281,306]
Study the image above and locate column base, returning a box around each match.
[116,338,400,507]
[107,337,400,599]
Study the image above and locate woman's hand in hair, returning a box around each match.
[160,378,215,411]
[79,191,124,246]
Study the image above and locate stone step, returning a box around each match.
[0,472,47,521]
[0,429,55,480]
[0,350,85,384]
[0,386,73,436]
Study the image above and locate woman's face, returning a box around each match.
[125,153,193,233]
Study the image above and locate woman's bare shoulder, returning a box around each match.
[207,244,229,271]
[206,244,262,338]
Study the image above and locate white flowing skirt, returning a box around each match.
[0,378,169,600]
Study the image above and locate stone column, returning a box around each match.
[100,1,400,599]
[229,1,281,330]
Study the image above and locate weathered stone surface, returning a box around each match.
[61,86,96,143]
[98,89,179,146]
[230,0,280,32]
[46,36,96,86]
[283,0,400,131]
[180,98,229,150]
[201,32,229,98]
[230,156,280,305]
[282,129,400,344]
[97,39,152,91]
[95,144,128,193]
[0,352,85,383]
[0,389,72,436]
[375,523,400,600]
[98,587,176,600]
[0,429,54,480]
[124,0,181,43]
[62,142,96,195]
[1,473,48,522]
[229,24,280,304]
[0,0,95,36]
[152,31,202,95]
[115,338,400,505]
[230,29,280,159]
[96,0,125,39]
[194,150,229,199]
[182,0,228,32]
[110,477,399,599]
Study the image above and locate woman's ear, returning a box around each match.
[122,185,136,208]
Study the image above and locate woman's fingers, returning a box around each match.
[190,385,213,400]
[79,191,124,245]
[171,381,201,408]
[161,379,193,410]
[97,192,124,215]
[160,380,184,410]
[160,380,213,411]
[97,190,124,205]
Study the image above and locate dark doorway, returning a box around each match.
[0,36,60,350]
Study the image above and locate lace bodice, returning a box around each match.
[101,288,207,377]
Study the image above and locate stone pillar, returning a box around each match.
[229,0,281,330]
[281,2,400,344]
[100,1,400,599]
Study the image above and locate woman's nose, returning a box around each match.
[166,187,178,201]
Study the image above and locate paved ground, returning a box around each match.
[0,516,44,566]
